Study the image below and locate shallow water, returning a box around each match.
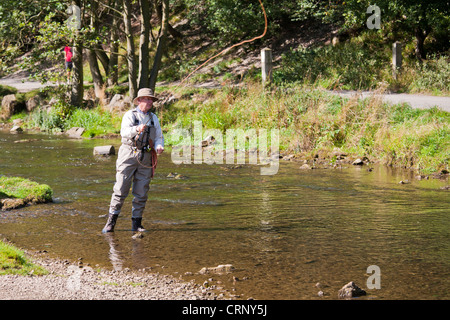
[0,130,449,299]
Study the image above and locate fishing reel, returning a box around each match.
[135,125,152,161]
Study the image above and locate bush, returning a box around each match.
[274,42,387,90]
[0,84,18,98]
[63,108,119,137]
[409,56,450,94]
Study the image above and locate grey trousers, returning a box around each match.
[109,145,153,218]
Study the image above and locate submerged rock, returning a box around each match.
[132,232,144,239]
[198,264,235,275]
[299,163,312,170]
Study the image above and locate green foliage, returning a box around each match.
[274,41,387,90]
[182,0,292,44]
[28,99,72,133]
[64,108,120,138]
[0,84,17,98]
[409,56,450,93]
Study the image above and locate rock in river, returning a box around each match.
[338,281,366,298]
[198,264,235,275]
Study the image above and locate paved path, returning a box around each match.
[0,78,52,92]
[329,90,450,112]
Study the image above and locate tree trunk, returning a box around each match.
[138,0,152,89]
[95,44,110,75]
[107,31,119,87]
[88,0,104,99]
[156,1,182,40]
[123,0,137,100]
[70,0,83,107]
[148,0,168,91]
[106,0,119,87]
[415,27,428,62]
[87,49,104,98]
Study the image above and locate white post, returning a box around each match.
[392,42,402,79]
[261,48,272,84]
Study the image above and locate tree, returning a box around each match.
[138,0,152,89]
[148,0,169,91]
[291,0,450,61]
[87,0,104,98]
[70,0,84,107]
[122,0,138,99]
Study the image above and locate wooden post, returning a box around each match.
[392,42,402,79]
[261,48,272,84]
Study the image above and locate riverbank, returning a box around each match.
[0,239,231,300]
[1,82,449,175]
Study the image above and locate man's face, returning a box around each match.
[138,97,154,113]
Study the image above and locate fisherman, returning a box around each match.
[102,88,164,233]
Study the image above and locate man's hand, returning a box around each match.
[137,124,146,133]
[156,145,164,155]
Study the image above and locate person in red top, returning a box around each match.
[63,46,73,82]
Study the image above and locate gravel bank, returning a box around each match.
[0,251,232,300]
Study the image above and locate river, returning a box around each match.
[0,130,448,299]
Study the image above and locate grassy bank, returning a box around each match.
[0,239,47,276]
[0,176,53,210]
[161,83,449,174]
[2,82,447,175]
[2,81,448,174]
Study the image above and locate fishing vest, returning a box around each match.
[122,110,156,148]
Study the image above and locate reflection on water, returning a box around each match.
[0,130,449,299]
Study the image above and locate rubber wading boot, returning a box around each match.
[132,217,146,232]
[102,214,119,233]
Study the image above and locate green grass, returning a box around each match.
[0,240,48,276]
[63,108,121,138]
[26,100,122,136]
[0,176,53,203]
[0,84,18,98]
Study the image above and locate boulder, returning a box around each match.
[1,94,21,119]
[26,95,42,112]
[352,158,364,165]
[65,127,85,139]
[10,125,23,133]
[108,94,131,114]
[338,281,366,298]
[12,118,23,126]
[201,135,215,147]
[93,145,115,156]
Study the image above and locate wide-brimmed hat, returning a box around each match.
[133,88,159,105]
